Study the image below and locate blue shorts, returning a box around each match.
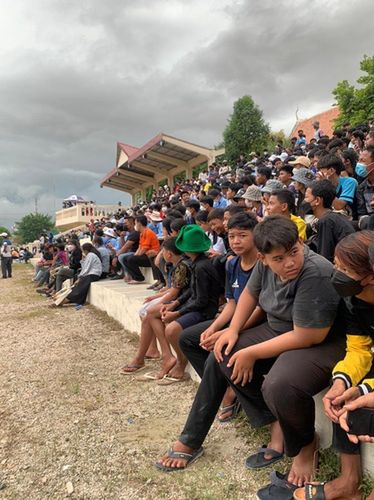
[176,311,205,330]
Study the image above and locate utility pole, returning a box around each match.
[34,196,38,214]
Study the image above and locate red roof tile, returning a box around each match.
[290,107,340,142]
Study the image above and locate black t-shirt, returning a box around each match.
[127,230,140,252]
[315,212,355,263]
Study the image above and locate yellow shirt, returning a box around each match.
[290,214,306,241]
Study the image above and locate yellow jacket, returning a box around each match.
[332,334,374,394]
[290,214,307,241]
[332,296,374,394]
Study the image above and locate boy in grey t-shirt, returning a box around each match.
[214,215,346,498]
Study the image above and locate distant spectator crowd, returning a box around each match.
[17,117,374,499]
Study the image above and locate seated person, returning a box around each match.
[316,154,358,217]
[151,225,222,384]
[295,231,374,500]
[304,180,354,262]
[357,145,374,229]
[54,239,82,292]
[123,216,161,284]
[33,244,55,286]
[185,200,200,224]
[57,243,102,307]
[195,211,226,254]
[120,237,191,379]
[267,189,307,240]
[93,237,111,278]
[179,212,258,422]
[278,165,296,193]
[156,217,345,500]
[116,216,140,281]
[206,208,228,256]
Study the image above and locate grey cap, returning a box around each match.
[241,185,262,201]
[261,180,284,194]
[291,167,315,186]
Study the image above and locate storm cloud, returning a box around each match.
[1,0,373,227]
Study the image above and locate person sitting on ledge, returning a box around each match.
[150,224,221,385]
[122,215,161,285]
[120,237,191,379]
[178,212,259,423]
[55,243,102,307]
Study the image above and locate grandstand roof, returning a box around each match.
[290,106,340,142]
[100,133,224,195]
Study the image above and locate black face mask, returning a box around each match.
[331,270,364,297]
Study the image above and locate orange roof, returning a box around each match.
[290,107,340,142]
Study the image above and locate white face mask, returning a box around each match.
[66,244,75,251]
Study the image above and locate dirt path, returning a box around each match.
[0,265,268,499]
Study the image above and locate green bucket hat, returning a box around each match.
[176,224,211,253]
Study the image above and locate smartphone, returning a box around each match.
[347,408,374,437]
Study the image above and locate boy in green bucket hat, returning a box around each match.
[156,224,222,385]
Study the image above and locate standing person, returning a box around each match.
[0,232,12,279]
[312,121,324,142]
[304,180,355,262]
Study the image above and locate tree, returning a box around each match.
[333,55,374,127]
[223,96,270,162]
[15,213,55,244]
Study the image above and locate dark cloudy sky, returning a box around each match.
[1,0,373,228]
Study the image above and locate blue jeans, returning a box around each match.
[118,252,135,273]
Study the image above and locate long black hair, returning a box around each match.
[81,242,102,261]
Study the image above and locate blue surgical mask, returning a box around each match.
[355,162,368,178]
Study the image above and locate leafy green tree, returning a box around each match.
[15,213,55,243]
[333,55,374,127]
[223,96,270,162]
[266,130,291,154]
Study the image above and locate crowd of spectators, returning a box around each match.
[25,118,374,499]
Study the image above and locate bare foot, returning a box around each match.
[288,435,318,487]
[294,478,361,500]
[167,362,187,380]
[155,357,176,379]
[145,350,161,359]
[157,441,196,469]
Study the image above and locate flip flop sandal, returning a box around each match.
[293,483,326,500]
[156,374,190,386]
[119,364,146,375]
[135,371,159,381]
[144,356,162,361]
[155,447,204,472]
[256,471,298,500]
[217,400,241,423]
[246,445,284,469]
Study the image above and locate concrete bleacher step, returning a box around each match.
[88,278,373,475]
